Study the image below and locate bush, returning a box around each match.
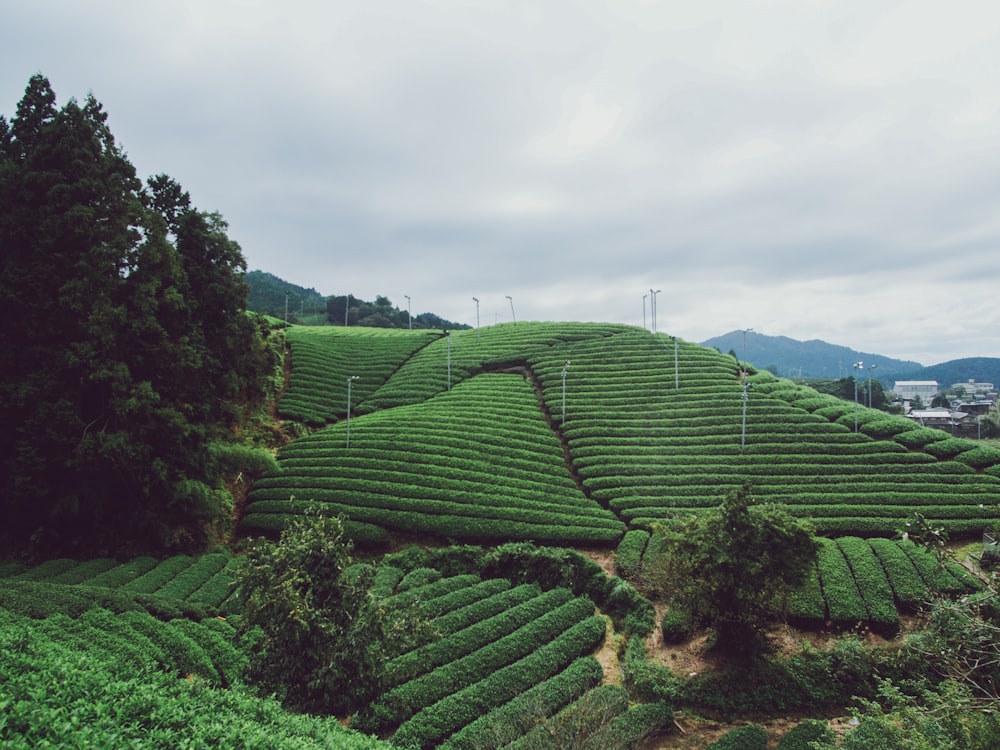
[705,724,768,750]
[441,658,606,750]
[953,444,1000,470]
[923,437,978,459]
[661,607,693,644]
[391,616,607,749]
[615,529,649,579]
[621,635,679,704]
[776,719,835,750]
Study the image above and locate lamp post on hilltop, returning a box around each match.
[673,335,679,390]
[853,361,863,432]
[561,360,571,426]
[742,328,753,378]
[650,289,661,334]
[741,381,752,452]
[506,295,516,324]
[404,295,411,330]
[643,293,648,331]
[345,375,359,448]
[867,364,878,408]
[444,330,452,390]
[473,297,480,339]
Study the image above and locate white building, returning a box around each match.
[951,379,995,396]
[894,380,938,402]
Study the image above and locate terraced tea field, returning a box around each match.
[8,321,995,748]
[249,322,1000,544]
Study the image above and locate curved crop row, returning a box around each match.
[369,592,591,729]
[390,615,607,749]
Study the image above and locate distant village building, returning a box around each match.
[907,407,967,428]
[894,380,938,402]
[951,379,995,397]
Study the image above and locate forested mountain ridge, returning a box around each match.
[246,269,469,330]
[702,329,924,381]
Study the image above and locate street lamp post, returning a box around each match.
[853,361,863,432]
[404,295,411,330]
[444,330,452,390]
[642,293,648,331]
[741,328,753,378]
[867,364,878,408]
[561,360,570,426]
[344,294,350,327]
[345,375,359,448]
[473,297,480,339]
[650,289,661,334]
[673,336,679,390]
[741,381,752,452]
[506,295,516,324]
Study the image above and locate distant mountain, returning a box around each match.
[246,270,327,320]
[246,270,469,330]
[699,330,923,382]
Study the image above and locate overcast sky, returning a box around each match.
[4,1,999,365]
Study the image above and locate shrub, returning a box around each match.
[438,657,604,750]
[705,724,768,750]
[370,592,590,729]
[661,607,693,644]
[923,437,978,459]
[615,529,649,579]
[776,719,835,750]
[953,444,1000,470]
[391,615,607,749]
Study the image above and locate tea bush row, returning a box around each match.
[390,614,607,749]
[368,591,590,729]
[385,583,544,685]
[437,657,605,750]
[0,609,387,749]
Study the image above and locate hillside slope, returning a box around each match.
[245,322,1000,547]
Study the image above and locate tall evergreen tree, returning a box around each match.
[0,76,271,556]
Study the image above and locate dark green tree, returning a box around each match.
[648,482,818,658]
[0,75,272,555]
[235,514,427,716]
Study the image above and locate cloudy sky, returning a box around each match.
[3,1,999,365]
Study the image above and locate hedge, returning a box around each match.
[46,558,118,585]
[776,719,836,750]
[385,586,571,688]
[120,556,194,595]
[834,537,899,635]
[369,592,590,730]
[436,657,604,750]
[390,615,607,749]
[428,583,541,640]
[84,557,160,588]
[787,560,826,627]
[412,577,511,621]
[815,539,868,626]
[866,538,930,609]
[705,724,769,750]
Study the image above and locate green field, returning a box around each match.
[5,321,998,748]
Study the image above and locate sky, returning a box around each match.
[3,1,1000,366]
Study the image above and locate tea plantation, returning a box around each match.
[5,321,999,748]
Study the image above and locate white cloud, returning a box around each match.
[2,0,999,364]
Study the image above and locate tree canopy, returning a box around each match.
[648,482,818,658]
[0,75,274,557]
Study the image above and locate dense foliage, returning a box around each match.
[235,513,427,716]
[649,483,818,656]
[0,75,274,557]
